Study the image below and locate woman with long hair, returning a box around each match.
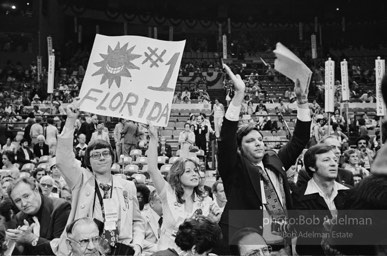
[147,124,221,251]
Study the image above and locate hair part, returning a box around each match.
[168,157,203,204]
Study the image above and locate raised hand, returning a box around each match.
[223,64,245,93]
[294,79,309,105]
[147,122,158,139]
[66,97,81,119]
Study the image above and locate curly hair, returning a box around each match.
[175,215,222,254]
[168,157,203,204]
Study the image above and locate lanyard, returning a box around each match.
[92,179,113,220]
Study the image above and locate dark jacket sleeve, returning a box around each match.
[278,119,311,171]
[217,118,239,195]
[29,202,71,255]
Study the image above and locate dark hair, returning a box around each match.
[47,117,54,125]
[356,136,369,145]
[184,123,191,129]
[66,217,103,236]
[2,151,15,164]
[212,180,223,193]
[136,184,150,205]
[83,140,114,170]
[236,124,263,149]
[358,118,366,126]
[303,144,333,177]
[168,158,203,204]
[0,198,14,222]
[20,138,29,145]
[175,216,222,254]
[32,167,46,179]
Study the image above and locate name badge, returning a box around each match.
[103,198,119,223]
[104,221,116,231]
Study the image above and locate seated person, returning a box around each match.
[33,135,50,158]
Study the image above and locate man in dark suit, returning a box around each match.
[292,144,349,255]
[296,135,354,188]
[16,139,35,166]
[33,135,50,158]
[5,177,71,255]
[216,64,311,254]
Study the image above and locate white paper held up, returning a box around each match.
[273,42,312,94]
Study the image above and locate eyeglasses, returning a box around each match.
[243,246,272,256]
[67,236,101,247]
[40,183,53,188]
[90,151,111,160]
[358,142,367,145]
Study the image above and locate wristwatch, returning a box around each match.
[31,235,39,246]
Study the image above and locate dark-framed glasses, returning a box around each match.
[90,151,111,160]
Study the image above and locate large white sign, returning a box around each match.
[340,59,349,101]
[78,34,186,127]
[325,58,335,113]
[375,57,386,116]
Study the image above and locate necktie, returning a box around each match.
[257,166,286,217]
[99,183,111,199]
[98,183,118,247]
[158,216,163,227]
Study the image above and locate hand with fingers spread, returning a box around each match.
[294,79,309,105]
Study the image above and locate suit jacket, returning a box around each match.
[141,207,160,255]
[296,167,354,188]
[122,121,141,145]
[16,147,34,165]
[291,181,349,255]
[54,122,145,256]
[33,143,50,158]
[216,117,311,254]
[15,195,71,255]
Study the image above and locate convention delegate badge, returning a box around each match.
[103,198,119,223]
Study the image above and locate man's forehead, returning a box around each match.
[324,138,340,147]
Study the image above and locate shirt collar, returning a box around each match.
[305,178,349,197]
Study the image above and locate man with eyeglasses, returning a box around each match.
[54,101,145,256]
[39,175,55,197]
[66,217,107,256]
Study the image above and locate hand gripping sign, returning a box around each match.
[78,34,186,127]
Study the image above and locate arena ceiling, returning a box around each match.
[58,0,387,23]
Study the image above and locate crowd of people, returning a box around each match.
[0,38,386,256]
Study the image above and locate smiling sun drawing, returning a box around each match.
[92,42,141,88]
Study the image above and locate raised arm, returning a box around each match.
[278,79,311,171]
[217,64,245,189]
[147,123,167,195]
[56,99,84,189]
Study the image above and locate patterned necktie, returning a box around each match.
[257,166,286,217]
[99,183,111,199]
[98,183,118,247]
